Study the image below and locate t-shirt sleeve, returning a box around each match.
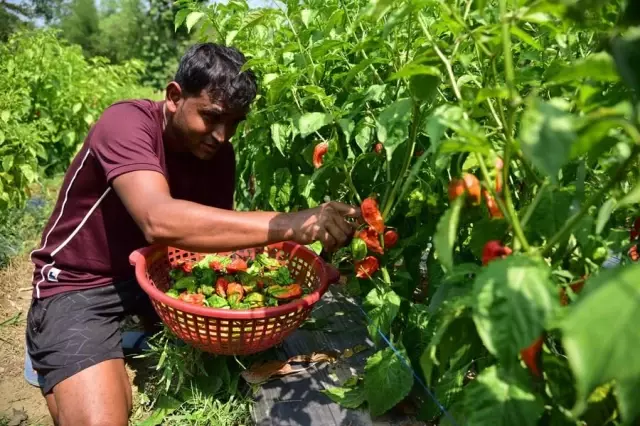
[89,101,165,184]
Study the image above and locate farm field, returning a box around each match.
[2,0,640,425]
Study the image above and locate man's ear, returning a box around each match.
[165,82,182,114]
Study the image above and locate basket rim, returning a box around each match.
[129,241,339,320]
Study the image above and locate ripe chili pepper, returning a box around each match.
[227,282,245,305]
[383,229,399,249]
[209,261,224,272]
[266,283,303,300]
[355,256,379,279]
[630,217,640,241]
[313,142,328,168]
[482,190,503,219]
[216,277,229,298]
[482,240,512,266]
[361,197,385,233]
[226,258,248,273]
[178,292,205,306]
[630,245,640,262]
[374,143,383,154]
[181,262,193,273]
[448,173,481,205]
[559,277,586,306]
[520,336,543,377]
[358,227,383,254]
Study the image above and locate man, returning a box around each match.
[25,42,359,426]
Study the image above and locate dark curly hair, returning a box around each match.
[174,43,258,111]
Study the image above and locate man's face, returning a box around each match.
[166,85,248,160]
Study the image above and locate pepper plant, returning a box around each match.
[176,0,640,424]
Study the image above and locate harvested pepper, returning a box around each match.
[244,292,266,308]
[227,282,245,305]
[227,257,248,273]
[520,336,543,377]
[355,256,379,279]
[207,294,229,308]
[166,288,179,299]
[361,197,385,233]
[181,262,193,274]
[216,277,229,298]
[266,284,303,300]
[200,284,214,296]
[482,240,512,266]
[313,142,329,168]
[178,292,205,306]
[174,276,197,292]
[383,229,398,249]
[359,227,383,255]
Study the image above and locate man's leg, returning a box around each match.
[51,359,131,426]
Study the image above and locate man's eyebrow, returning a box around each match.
[200,105,225,113]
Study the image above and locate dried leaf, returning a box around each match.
[240,360,292,384]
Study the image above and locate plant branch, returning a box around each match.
[417,13,463,103]
[542,145,640,256]
[520,181,549,228]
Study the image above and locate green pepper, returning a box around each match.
[166,288,180,299]
[174,276,197,292]
[266,297,279,307]
[200,284,214,296]
[350,237,368,260]
[244,292,265,308]
[266,284,303,300]
[206,294,229,308]
[169,268,185,282]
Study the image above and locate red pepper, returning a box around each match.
[448,173,481,205]
[383,229,398,249]
[630,217,640,241]
[313,142,328,168]
[226,258,248,273]
[210,261,224,272]
[630,245,640,262]
[227,282,244,298]
[216,277,229,298]
[181,262,193,273]
[559,277,586,306]
[358,227,383,254]
[483,190,504,219]
[520,336,543,377]
[267,283,303,300]
[374,143,383,154]
[355,256,379,279]
[178,292,205,305]
[361,198,385,234]
[482,240,512,266]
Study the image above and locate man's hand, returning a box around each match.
[285,201,361,252]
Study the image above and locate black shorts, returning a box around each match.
[25,279,160,395]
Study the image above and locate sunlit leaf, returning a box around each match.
[186,11,205,32]
[546,52,619,84]
[376,98,413,160]
[364,347,413,417]
[561,263,640,421]
[321,383,366,408]
[435,196,463,272]
[363,288,401,345]
[297,112,333,137]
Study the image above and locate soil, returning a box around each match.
[0,254,151,426]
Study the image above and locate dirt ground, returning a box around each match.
[0,254,149,426]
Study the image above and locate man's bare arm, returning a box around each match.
[112,170,359,253]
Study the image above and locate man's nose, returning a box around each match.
[211,123,228,144]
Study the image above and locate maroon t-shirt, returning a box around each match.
[30,99,236,299]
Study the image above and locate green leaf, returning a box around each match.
[268,168,292,211]
[354,117,374,152]
[186,11,205,32]
[270,123,288,155]
[376,98,413,160]
[19,165,37,183]
[425,105,464,154]
[546,52,619,84]
[1,111,10,122]
[561,263,640,421]
[464,366,545,426]
[475,87,509,104]
[472,255,558,364]
[174,8,190,31]
[338,119,355,144]
[388,63,441,80]
[137,394,182,426]
[435,196,463,272]
[526,188,574,243]
[300,8,316,27]
[364,347,414,417]
[297,112,332,137]
[571,117,621,159]
[469,218,509,259]
[410,74,441,103]
[321,383,366,408]
[617,182,640,208]
[610,28,640,93]
[595,198,616,235]
[2,155,14,172]
[403,303,431,365]
[510,26,542,51]
[519,97,577,183]
[72,103,82,114]
[363,288,401,345]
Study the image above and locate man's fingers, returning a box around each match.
[322,231,338,252]
[325,221,347,247]
[331,214,353,239]
[328,201,361,218]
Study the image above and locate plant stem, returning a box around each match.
[520,181,549,228]
[417,13,463,104]
[382,102,422,219]
[542,145,640,256]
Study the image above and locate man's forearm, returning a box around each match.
[143,198,295,252]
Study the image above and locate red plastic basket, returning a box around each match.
[129,242,340,355]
